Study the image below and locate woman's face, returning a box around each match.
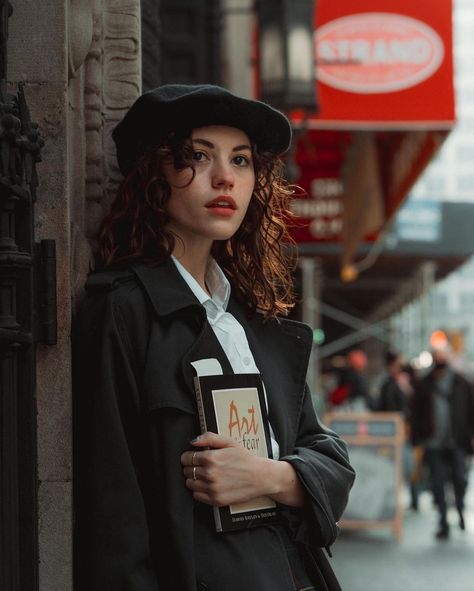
[163,125,255,254]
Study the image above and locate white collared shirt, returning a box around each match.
[172,255,280,459]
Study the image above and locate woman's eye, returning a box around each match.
[192,151,207,162]
[233,155,251,167]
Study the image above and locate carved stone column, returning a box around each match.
[8,1,141,590]
[70,0,141,304]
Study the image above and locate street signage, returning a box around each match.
[324,411,405,539]
[283,0,454,252]
[316,12,445,94]
[290,0,455,127]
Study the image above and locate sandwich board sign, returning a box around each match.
[324,411,405,539]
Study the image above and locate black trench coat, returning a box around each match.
[73,258,355,591]
[411,369,474,453]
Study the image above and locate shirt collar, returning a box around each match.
[171,256,230,313]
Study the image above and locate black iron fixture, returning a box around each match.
[0,2,53,589]
[256,0,317,112]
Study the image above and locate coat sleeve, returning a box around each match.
[73,288,160,590]
[279,385,356,549]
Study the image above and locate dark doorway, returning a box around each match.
[141,0,222,91]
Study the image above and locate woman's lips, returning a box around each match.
[205,196,237,217]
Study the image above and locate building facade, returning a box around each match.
[391,0,474,367]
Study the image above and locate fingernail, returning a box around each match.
[190,435,201,443]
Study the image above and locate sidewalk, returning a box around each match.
[330,476,474,591]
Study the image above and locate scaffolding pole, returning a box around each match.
[419,261,436,352]
[300,258,322,401]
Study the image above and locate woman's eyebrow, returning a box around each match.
[192,138,252,152]
[232,144,252,152]
[192,138,214,149]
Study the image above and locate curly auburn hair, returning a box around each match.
[96,134,297,318]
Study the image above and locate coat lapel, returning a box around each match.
[132,259,199,316]
[132,261,234,413]
[181,322,234,397]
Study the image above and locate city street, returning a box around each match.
[331,471,474,591]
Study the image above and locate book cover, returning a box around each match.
[192,361,278,533]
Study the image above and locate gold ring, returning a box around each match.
[192,451,197,466]
[193,466,197,481]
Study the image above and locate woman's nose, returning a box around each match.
[212,160,234,189]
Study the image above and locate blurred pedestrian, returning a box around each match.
[377,350,411,415]
[328,349,371,410]
[376,350,419,510]
[411,348,474,539]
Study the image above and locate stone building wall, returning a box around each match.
[5,0,252,585]
[8,1,141,588]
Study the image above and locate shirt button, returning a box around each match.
[243,356,251,366]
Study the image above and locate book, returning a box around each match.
[191,359,278,533]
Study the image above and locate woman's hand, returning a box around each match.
[180,432,305,508]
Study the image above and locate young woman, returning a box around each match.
[73,84,355,591]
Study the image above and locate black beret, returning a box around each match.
[112,84,292,175]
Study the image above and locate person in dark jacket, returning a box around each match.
[73,84,355,591]
[377,351,411,417]
[328,349,371,409]
[411,348,474,539]
[377,350,419,510]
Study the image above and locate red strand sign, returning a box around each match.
[291,0,455,128]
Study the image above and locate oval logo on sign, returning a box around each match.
[315,12,445,94]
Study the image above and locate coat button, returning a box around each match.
[197,582,209,590]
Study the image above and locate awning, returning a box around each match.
[288,0,455,281]
[289,128,449,276]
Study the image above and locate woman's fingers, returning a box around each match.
[182,446,271,506]
[180,432,240,467]
[192,431,240,449]
[180,432,276,506]
[180,449,201,468]
[182,465,210,482]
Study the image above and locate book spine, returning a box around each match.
[194,377,224,532]
[193,376,208,434]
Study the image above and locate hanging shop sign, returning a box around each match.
[316,12,445,95]
[395,199,442,243]
[290,0,454,127]
[290,176,344,242]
